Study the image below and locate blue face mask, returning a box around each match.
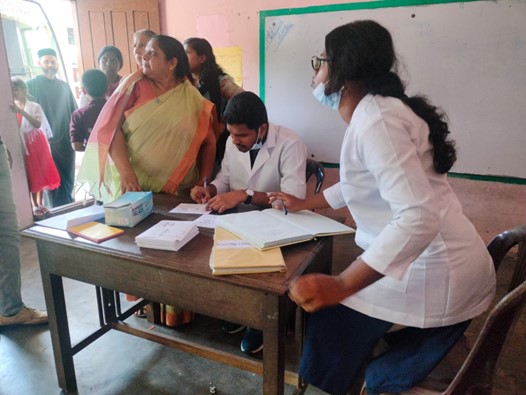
[312,82,342,111]
[250,135,263,151]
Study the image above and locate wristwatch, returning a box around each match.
[244,189,254,205]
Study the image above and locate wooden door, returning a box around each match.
[74,0,160,77]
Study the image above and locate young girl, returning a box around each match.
[10,78,60,219]
[184,37,243,169]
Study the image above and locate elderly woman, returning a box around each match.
[78,35,216,202]
[133,29,157,68]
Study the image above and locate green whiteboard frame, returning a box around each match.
[259,0,525,184]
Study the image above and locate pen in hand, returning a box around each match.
[202,176,209,204]
[269,194,288,215]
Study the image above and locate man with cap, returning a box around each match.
[27,48,78,208]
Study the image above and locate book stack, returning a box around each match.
[135,220,199,251]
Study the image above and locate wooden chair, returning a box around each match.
[394,224,526,395]
[305,158,325,194]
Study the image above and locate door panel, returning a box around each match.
[75,0,160,76]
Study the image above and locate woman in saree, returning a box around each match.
[77,35,217,327]
[77,35,216,202]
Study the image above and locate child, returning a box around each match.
[10,78,60,219]
[70,69,108,151]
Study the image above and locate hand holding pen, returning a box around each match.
[201,176,209,204]
[268,193,288,215]
[190,177,211,204]
[268,192,307,214]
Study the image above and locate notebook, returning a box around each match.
[216,209,354,250]
[67,222,124,243]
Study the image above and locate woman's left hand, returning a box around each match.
[268,192,305,212]
[288,274,348,312]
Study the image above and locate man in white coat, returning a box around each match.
[190,91,307,355]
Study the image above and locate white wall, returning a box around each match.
[159,0,358,94]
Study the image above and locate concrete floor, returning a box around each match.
[1,174,525,395]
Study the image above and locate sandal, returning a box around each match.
[32,207,46,220]
[134,306,147,318]
[39,206,51,216]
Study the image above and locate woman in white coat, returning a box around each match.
[269,20,495,395]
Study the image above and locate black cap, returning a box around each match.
[37,48,57,58]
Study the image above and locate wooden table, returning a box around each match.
[22,194,333,394]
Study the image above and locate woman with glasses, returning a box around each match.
[269,20,495,394]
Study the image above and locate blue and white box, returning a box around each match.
[104,191,153,227]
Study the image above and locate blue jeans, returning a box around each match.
[0,140,23,316]
[300,304,470,395]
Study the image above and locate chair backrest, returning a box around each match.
[486,224,526,292]
[445,224,526,395]
[306,159,325,194]
[446,282,526,395]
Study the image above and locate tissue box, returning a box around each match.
[104,191,153,227]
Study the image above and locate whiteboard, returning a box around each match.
[262,0,526,178]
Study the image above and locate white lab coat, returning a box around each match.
[212,123,307,198]
[323,94,495,328]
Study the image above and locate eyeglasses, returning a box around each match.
[311,56,328,72]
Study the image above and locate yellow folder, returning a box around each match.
[68,222,124,243]
[210,227,286,276]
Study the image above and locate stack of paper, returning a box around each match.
[36,204,105,230]
[135,220,199,251]
[210,227,286,275]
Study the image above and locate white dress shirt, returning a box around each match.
[323,94,495,328]
[212,122,307,198]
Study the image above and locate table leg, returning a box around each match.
[101,288,118,323]
[40,270,77,392]
[262,295,286,395]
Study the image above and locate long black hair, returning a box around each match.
[325,20,456,173]
[153,35,193,83]
[184,37,223,120]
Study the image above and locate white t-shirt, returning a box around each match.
[323,94,495,328]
